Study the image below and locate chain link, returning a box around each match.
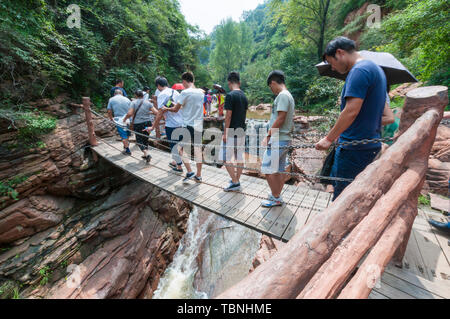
[89,107,390,184]
[95,136,326,210]
[91,108,393,150]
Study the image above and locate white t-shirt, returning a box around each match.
[177,87,204,131]
[157,88,183,128]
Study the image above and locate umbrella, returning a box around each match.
[316,50,418,85]
[172,83,185,90]
[213,84,226,94]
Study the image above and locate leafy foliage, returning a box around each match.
[0,175,29,201]
[0,0,206,104]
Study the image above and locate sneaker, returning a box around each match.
[194,176,202,183]
[183,172,195,183]
[172,167,183,173]
[122,150,132,156]
[261,194,284,208]
[224,182,241,192]
[169,163,177,169]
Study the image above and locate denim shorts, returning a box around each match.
[116,125,131,140]
[261,140,291,175]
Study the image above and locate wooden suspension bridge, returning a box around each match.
[77,86,449,299]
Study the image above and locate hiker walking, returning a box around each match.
[221,71,248,192]
[124,90,158,163]
[110,79,127,98]
[148,76,184,173]
[316,37,388,201]
[260,70,295,208]
[160,72,205,183]
[107,90,132,155]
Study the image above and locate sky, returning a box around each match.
[178,0,266,34]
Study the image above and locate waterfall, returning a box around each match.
[152,206,262,299]
[152,207,214,299]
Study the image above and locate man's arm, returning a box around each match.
[147,109,165,132]
[382,102,395,126]
[150,106,159,116]
[262,111,287,146]
[123,107,135,122]
[316,97,364,150]
[107,109,114,121]
[165,103,182,113]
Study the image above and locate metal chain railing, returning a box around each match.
[89,108,391,185]
[96,134,327,211]
[90,108,394,150]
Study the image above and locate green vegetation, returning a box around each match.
[0,281,21,299]
[205,0,447,110]
[418,194,431,206]
[0,175,29,201]
[39,266,52,286]
[0,0,447,118]
[0,0,208,105]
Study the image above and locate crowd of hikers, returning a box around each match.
[107,36,408,208]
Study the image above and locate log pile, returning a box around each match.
[217,86,448,299]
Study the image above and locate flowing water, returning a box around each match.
[152,207,262,299]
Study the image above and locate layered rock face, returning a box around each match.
[0,96,191,299]
[425,125,450,196]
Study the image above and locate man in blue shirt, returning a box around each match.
[316,37,387,201]
[110,79,127,98]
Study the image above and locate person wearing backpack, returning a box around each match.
[147,76,184,172]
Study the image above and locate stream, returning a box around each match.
[152,207,262,299]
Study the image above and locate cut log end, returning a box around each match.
[406,86,448,100]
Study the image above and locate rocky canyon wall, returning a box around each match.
[0,96,191,299]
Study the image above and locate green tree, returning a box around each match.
[271,0,333,60]
[209,19,242,83]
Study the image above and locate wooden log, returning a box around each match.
[217,111,439,299]
[297,164,426,299]
[337,199,418,299]
[217,86,446,300]
[398,86,448,136]
[82,97,98,147]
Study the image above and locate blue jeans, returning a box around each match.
[332,146,381,201]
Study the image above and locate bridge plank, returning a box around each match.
[280,189,320,241]
[225,185,269,222]
[207,178,265,217]
[410,219,450,282]
[262,187,310,239]
[384,264,450,298]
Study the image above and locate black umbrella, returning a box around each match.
[316,50,418,85]
[213,84,226,94]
